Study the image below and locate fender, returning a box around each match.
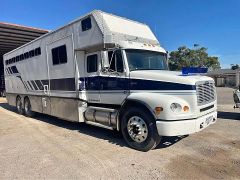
[123,92,195,120]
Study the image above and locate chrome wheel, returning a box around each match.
[127,116,148,143]
[24,99,30,113]
[17,100,21,112]
[16,97,24,115]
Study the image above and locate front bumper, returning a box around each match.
[156,111,217,136]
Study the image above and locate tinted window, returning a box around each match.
[125,49,167,71]
[58,45,67,63]
[87,54,98,73]
[20,54,24,61]
[35,47,41,56]
[108,51,115,71]
[51,45,67,65]
[108,50,124,72]
[16,56,19,62]
[115,50,124,72]
[24,52,29,59]
[52,47,59,65]
[81,17,92,31]
[29,50,34,58]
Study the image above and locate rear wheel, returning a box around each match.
[24,97,35,117]
[121,107,161,151]
[16,97,24,115]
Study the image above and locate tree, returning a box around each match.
[231,64,239,70]
[169,46,221,71]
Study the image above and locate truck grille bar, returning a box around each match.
[196,81,216,106]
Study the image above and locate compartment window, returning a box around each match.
[51,45,68,65]
[87,54,98,73]
[81,17,92,31]
[16,56,19,62]
[24,52,29,59]
[20,54,24,61]
[29,50,35,58]
[35,47,41,56]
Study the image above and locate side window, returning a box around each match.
[35,47,41,56]
[51,45,68,65]
[108,51,115,71]
[81,17,92,31]
[115,50,124,72]
[24,52,29,59]
[108,50,124,72]
[29,50,34,58]
[87,54,98,73]
[20,54,24,61]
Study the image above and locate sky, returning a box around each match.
[1,0,240,68]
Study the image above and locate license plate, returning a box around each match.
[205,116,213,125]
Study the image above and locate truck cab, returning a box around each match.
[83,40,217,151]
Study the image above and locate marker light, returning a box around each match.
[183,106,190,112]
[155,107,163,115]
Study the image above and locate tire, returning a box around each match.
[24,97,35,117]
[121,107,161,151]
[16,97,24,115]
[2,90,6,97]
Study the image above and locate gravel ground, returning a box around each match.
[0,87,239,179]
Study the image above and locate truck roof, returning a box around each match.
[4,10,159,57]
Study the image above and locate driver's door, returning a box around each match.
[99,50,129,105]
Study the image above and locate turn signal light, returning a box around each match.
[155,107,163,115]
[183,106,190,112]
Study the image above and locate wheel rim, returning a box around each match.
[127,116,148,143]
[17,99,22,112]
[25,100,30,113]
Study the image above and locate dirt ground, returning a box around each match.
[0,87,239,179]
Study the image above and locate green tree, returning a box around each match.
[169,46,221,71]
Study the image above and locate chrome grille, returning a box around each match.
[196,81,216,106]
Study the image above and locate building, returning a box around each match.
[0,22,48,94]
[208,69,240,87]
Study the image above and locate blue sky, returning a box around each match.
[1,0,240,68]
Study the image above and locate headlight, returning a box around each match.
[170,103,182,112]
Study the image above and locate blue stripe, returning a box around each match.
[79,76,196,91]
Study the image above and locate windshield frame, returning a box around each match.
[124,49,168,72]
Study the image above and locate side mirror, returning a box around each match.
[101,51,109,69]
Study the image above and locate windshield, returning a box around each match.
[125,49,167,71]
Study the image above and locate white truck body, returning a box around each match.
[3,10,217,151]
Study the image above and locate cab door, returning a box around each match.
[99,50,129,105]
[85,53,100,103]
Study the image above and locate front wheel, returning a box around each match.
[121,107,161,151]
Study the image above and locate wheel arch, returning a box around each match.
[16,95,21,105]
[118,99,157,130]
[23,95,30,104]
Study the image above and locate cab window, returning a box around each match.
[87,54,98,73]
[107,50,124,72]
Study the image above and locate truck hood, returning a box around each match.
[129,70,213,91]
